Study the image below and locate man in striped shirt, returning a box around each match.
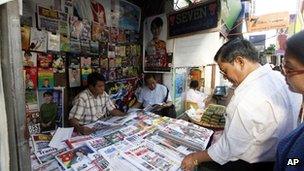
[69,72,125,135]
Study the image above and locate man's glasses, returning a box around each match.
[281,61,304,77]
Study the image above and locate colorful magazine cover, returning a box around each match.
[25,90,39,135]
[106,78,139,112]
[52,88,64,128]
[68,56,80,69]
[47,32,60,52]
[108,44,116,58]
[91,57,100,68]
[21,26,31,50]
[91,22,101,41]
[80,57,92,69]
[59,12,69,37]
[25,90,38,110]
[53,55,65,73]
[54,73,67,87]
[37,53,53,69]
[26,110,41,135]
[23,51,37,67]
[37,6,59,33]
[24,68,37,89]
[31,133,53,152]
[30,27,47,52]
[81,40,91,54]
[115,57,122,67]
[37,88,63,132]
[80,19,91,41]
[60,35,70,52]
[38,68,54,89]
[100,57,108,70]
[55,144,95,170]
[69,68,81,87]
[70,38,81,53]
[92,67,101,74]
[90,41,99,54]
[81,68,92,86]
[70,16,83,40]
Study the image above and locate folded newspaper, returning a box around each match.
[158,123,214,151]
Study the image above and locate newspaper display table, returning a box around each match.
[29,111,214,171]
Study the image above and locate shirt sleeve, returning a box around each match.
[137,89,144,103]
[69,97,86,121]
[207,100,275,165]
[105,96,116,112]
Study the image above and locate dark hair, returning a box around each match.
[190,80,199,89]
[286,30,304,64]
[144,74,156,84]
[214,38,259,63]
[43,91,53,97]
[87,72,106,87]
[151,17,163,30]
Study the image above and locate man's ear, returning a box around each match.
[234,56,245,68]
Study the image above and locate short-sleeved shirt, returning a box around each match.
[186,89,208,110]
[138,83,172,108]
[69,89,116,125]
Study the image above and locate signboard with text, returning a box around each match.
[168,0,218,38]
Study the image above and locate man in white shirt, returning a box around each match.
[181,38,302,171]
[186,80,208,110]
[132,74,173,111]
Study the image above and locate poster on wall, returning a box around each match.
[106,78,140,112]
[37,88,64,132]
[174,68,187,116]
[117,0,141,32]
[73,0,111,26]
[143,14,171,72]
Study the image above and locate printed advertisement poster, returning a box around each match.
[73,0,111,26]
[143,14,171,72]
[118,0,141,32]
[174,68,187,116]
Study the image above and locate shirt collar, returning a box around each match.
[145,83,159,92]
[234,63,272,95]
[86,88,104,98]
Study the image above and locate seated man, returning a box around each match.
[132,74,173,115]
[186,80,209,110]
[69,72,125,135]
